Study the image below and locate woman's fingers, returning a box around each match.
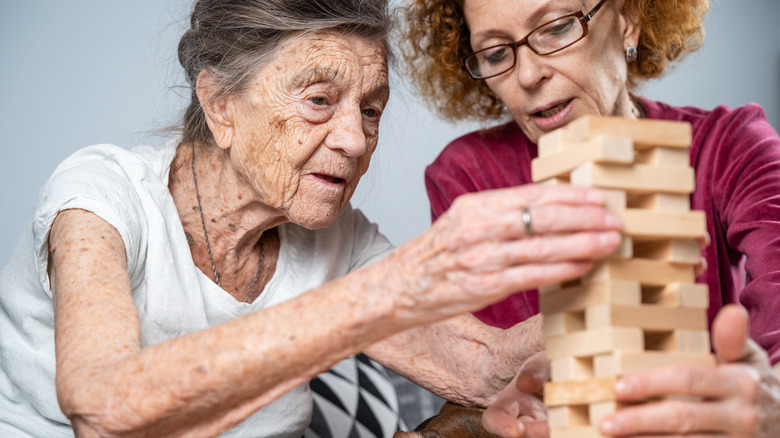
[465,184,609,211]
[444,198,622,246]
[613,363,755,402]
[600,398,747,436]
[454,231,622,270]
[712,304,750,363]
[483,352,551,438]
[514,352,551,395]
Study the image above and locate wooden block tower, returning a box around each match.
[531,116,715,438]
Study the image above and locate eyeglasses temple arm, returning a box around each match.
[585,0,610,21]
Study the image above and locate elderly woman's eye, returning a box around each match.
[362,108,380,118]
[310,96,328,106]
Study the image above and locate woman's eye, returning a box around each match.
[310,96,328,106]
[362,108,379,118]
[483,47,509,65]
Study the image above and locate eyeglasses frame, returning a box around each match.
[461,0,611,80]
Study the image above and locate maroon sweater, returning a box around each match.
[425,98,780,364]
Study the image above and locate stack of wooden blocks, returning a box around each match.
[531,116,715,438]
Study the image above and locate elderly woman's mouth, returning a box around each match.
[312,173,345,185]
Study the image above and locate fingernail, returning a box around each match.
[587,189,605,203]
[605,212,622,228]
[614,379,632,395]
[601,419,616,435]
[599,231,620,246]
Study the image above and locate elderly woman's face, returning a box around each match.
[224,32,389,229]
[464,0,639,144]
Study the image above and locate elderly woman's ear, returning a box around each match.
[196,70,234,149]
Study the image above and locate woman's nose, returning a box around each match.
[325,107,368,157]
[514,46,549,89]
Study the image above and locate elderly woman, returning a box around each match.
[0,0,624,437]
[400,0,780,436]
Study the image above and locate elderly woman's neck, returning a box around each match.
[169,142,286,264]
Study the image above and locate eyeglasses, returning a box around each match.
[461,0,610,80]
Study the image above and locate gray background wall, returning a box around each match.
[1,0,778,263]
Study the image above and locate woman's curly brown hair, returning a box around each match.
[397,0,709,122]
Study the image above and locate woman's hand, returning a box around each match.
[389,184,622,322]
[482,351,550,438]
[601,305,780,437]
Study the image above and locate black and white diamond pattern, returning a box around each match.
[305,354,405,438]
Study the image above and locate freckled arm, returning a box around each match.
[50,209,401,437]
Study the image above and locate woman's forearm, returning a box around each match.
[366,314,544,407]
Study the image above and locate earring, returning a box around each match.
[625,46,638,63]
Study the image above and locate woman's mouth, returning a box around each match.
[535,100,572,118]
[532,99,575,131]
[313,173,345,185]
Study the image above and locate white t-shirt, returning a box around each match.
[0,143,394,437]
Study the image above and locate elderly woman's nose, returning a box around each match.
[515,46,548,89]
[326,108,368,157]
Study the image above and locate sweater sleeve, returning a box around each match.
[702,104,780,364]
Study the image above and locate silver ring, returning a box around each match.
[522,208,534,236]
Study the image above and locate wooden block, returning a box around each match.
[585,304,708,331]
[538,128,567,157]
[616,210,707,240]
[594,351,716,378]
[633,239,701,264]
[544,311,586,337]
[550,426,606,438]
[545,377,616,406]
[628,192,691,212]
[549,405,590,428]
[565,116,692,149]
[571,162,695,195]
[539,280,642,314]
[641,283,709,309]
[601,189,627,211]
[551,356,595,382]
[644,329,711,353]
[546,327,644,360]
[532,136,634,182]
[539,176,570,185]
[635,147,690,168]
[584,258,695,287]
[589,401,622,427]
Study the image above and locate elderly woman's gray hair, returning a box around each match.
[178,0,392,145]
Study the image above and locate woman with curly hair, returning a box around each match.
[398,0,780,436]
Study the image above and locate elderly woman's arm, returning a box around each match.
[365,313,543,407]
[51,185,620,437]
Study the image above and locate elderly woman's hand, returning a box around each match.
[600,305,780,437]
[388,184,622,321]
[481,351,551,438]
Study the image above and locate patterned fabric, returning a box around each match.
[305,354,405,438]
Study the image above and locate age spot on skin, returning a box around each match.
[228,223,238,232]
